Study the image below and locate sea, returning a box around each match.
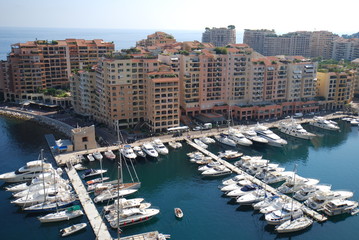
[0,115,359,240]
[0,28,359,240]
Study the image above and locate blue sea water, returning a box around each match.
[0,115,359,240]
[0,27,244,60]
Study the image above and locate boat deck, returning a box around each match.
[185,139,328,222]
[65,166,113,240]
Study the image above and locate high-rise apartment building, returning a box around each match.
[202,26,236,47]
[331,38,359,61]
[310,31,338,59]
[1,39,114,101]
[243,29,275,53]
[136,32,176,47]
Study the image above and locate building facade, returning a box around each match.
[202,26,236,47]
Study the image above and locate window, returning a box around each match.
[82,137,88,142]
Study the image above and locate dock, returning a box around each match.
[65,166,113,240]
[185,139,328,222]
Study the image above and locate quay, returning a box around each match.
[65,165,113,240]
[185,139,328,222]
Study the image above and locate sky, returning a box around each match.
[0,0,357,34]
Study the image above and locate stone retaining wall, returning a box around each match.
[0,107,73,137]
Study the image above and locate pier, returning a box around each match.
[185,139,328,222]
[65,165,113,240]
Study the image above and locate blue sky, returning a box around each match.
[0,0,357,34]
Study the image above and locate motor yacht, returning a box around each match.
[199,137,215,144]
[120,145,137,160]
[219,179,253,192]
[103,198,145,212]
[38,205,83,223]
[214,134,237,147]
[278,120,316,140]
[168,141,182,149]
[141,143,158,158]
[193,138,208,149]
[151,139,169,155]
[309,116,340,130]
[198,162,222,172]
[242,128,269,145]
[227,128,253,146]
[107,208,160,228]
[275,216,313,233]
[94,188,138,203]
[218,150,243,160]
[293,184,332,202]
[253,123,287,147]
[265,204,303,225]
[236,190,272,205]
[304,190,354,210]
[252,195,281,210]
[0,160,53,183]
[278,177,320,194]
[133,146,146,158]
[201,165,232,177]
[226,184,259,198]
[87,154,95,162]
[92,152,103,161]
[323,199,359,216]
[104,150,116,160]
[81,169,107,179]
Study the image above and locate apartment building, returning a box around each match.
[243,29,275,53]
[331,38,359,61]
[136,32,176,47]
[310,31,338,59]
[1,39,114,102]
[202,26,236,47]
[0,60,8,99]
[317,70,355,110]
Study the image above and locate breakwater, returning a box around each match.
[0,107,73,137]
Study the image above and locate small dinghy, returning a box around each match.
[174,208,183,218]
[60,222,87,237]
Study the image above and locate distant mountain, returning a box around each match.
[342,32,359,39]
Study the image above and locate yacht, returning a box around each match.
[133,146,146,158]
[278,177,320,194]
[219,179,253,192]
[262,172,287,184]
[309,116,340,130]
[23,195,77,213]
[199,137,216,144]
[107,208,160,228]
[218,150,243,160]
[221,174,246,186]
[120,145,137,160]
[323,199,359,216]
[236,190,271,205]
[201,165,232,177]
[94,188,138,203]
[350,118,359,126]
[252,195,281,210]
[60,223,87,237]
[253,123,287,147]
[141,143,159,158]
[168,141,182,149]
[38,205,83,223]
[92,152,103,161]
[226,184,259,198]
[198,162,222,172]
[103,198,145,212]
[193,138,208,149]
[104,150,116,160]
[0,160,53,183]
[275,216,313,233]
[87,154,95,162]
[265,204,303,225]
[151,139,169,155]
[242,128,269,145]
[214,134,237,147]
[293,184,332,202]
[304,190,354,210]
[11,191,74,207]
[81,169,107,179]
[278,120,316,140]
[227,128,253,146]
[260,198,289,214]
[13,182,71,198]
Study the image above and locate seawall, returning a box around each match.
[0,107,73,137]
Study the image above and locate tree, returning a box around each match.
[228,25,235,30]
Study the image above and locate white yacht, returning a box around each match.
[253,195,281,210]
[152,139,169,155]
[11,191,74,207]
[103,197,145,212]
[262,172,287,184]
[236,190,271,205]
[107,208,160,228]
[219,179,253,192]
[60,223,87,237]
[0,160,53,183]
[275,216,313,233]
[214,134,237,147]
[104,150,116,160]
[221,174,246,186]
[253,123,287,147]
[304,190,354,210]
[227,128,253,146]
[293,184,332,202]
[226,184,259,198]
[92,152,103,161]
[278,177,320,194]
[278,120,316,140]
[199,137,215,144]
[81,169,107,179]
[87,154,95,162]
[168,141,182,149]
[350,118,359,125]
[13,182,71,198]
[38,205,83,223]
[94,188,138,203]
[218,150,243,160]
[120,145,137,160]
[323,199,358,216]
[309,116,340,130]
[198,162,222,172]
[242,128,269,145]
[133,146,146,158]
[141,143,159,158]
[193,138,208,149]
[201,165,232,177]
[265,204,303,225]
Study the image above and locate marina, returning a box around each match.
[0,114,359,239]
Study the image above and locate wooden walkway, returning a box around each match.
[65,166,113,240]
[185,139,328,222]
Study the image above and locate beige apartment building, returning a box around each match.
[1,39,114,102]
[317,70,355,110]
[202,26,236,47]
[136,32,176,47]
